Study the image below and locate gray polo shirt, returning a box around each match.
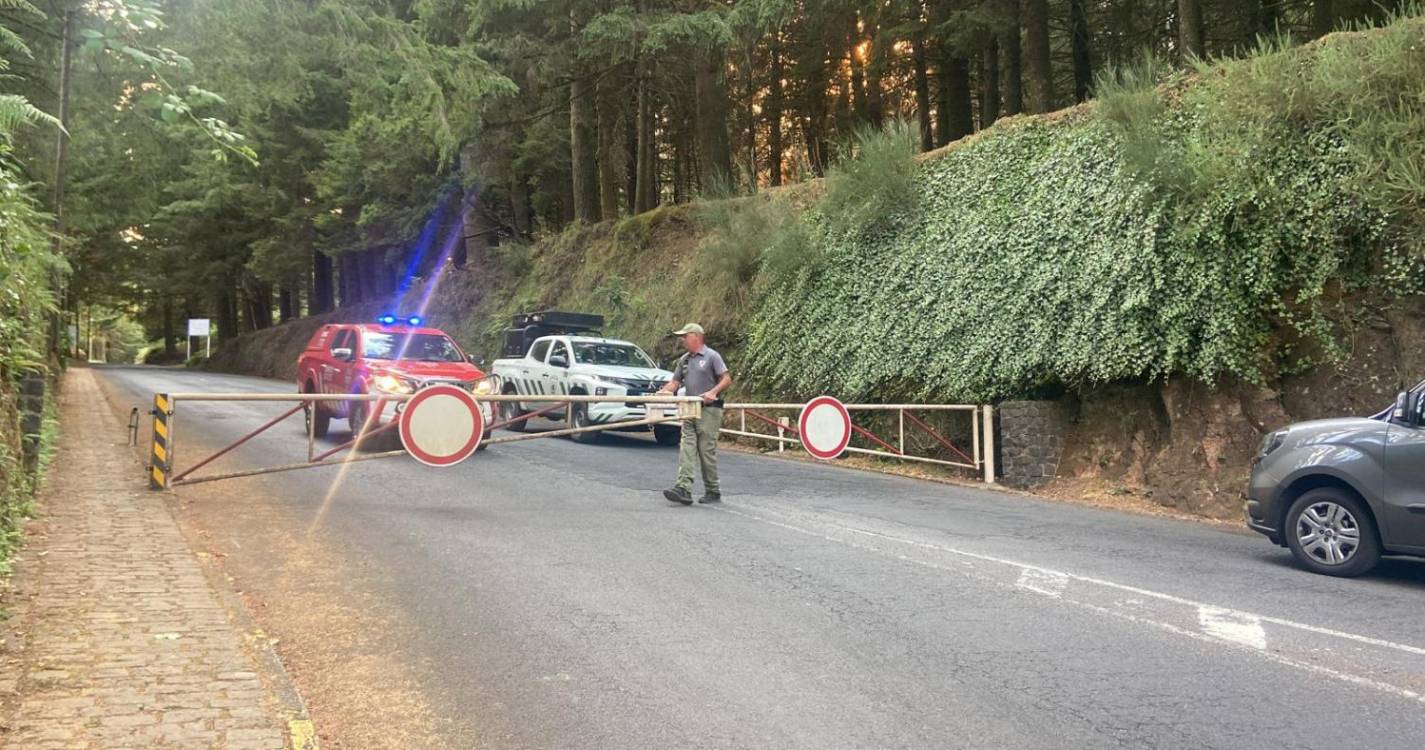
[675,347,729,398]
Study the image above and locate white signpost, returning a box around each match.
[798,396,853,460]
[398,384,485,467]
[187,318,211,361]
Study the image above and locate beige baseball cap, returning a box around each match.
[672,323,705,336]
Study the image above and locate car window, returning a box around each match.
[530,339,551,362]
[330,329,352,353]
[361,332,465,362]
[550,341,570,363]
[572,342,656,368]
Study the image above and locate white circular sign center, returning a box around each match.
[799,396,851,460]
[408,392,475,454]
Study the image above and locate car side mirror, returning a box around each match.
[549,354,568,368]
[332,347,353,362]
[1393,391,1421,425]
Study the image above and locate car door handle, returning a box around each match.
[1407,504,1425,515]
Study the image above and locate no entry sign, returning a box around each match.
[799,396,851,460]
[398,385,484,467]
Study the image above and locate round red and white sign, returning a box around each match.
[398,384,484,467]
[798,396,852,460]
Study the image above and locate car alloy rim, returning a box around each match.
[1296,501,1362,566]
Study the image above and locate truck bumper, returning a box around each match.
[588,403,679,430]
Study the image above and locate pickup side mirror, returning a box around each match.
[548,354,569,368]
[332,347,354,362]
[468,354,486,367]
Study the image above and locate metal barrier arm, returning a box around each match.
[151,392,706,489]
[172,403,305,483]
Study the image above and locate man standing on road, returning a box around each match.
[657,324,731,505]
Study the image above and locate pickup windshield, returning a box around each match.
[572,342,656,368]
[362,332,465,363]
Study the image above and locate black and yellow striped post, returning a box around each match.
[150,393,173,489]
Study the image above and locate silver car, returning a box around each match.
[1246,384,1425,576]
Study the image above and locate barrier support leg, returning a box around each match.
[982,405,996,484]
[149,393,173,490]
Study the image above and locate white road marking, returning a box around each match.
[1015,568,1068,598]
[711,504,1425,704]
[1198,606,1267,650]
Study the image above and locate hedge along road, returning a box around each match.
[95,365,1425,750]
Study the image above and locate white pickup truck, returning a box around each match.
[490,334,680,445]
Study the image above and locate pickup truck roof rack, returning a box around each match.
[501,310,606,358]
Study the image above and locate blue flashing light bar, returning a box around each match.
[375,314,424,326]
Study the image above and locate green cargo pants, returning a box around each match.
[675,406,722,494]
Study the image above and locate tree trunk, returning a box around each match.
[1002,0,1023,115]
[216,285,237,342]
[848,13,868,123]
[311,248,333,314]
[1255,0,1282,38]
[1313,0,1334,38]
[980,38,1001,128]
[48,11,74,355]
[767,37,785,187]
[340,254,360,306]
[911,34,934,152]
[866,24,886,127]
[162,299,175,355]
[625,95,639,215]
[569,12,599,222]
[1023,0,1054,113]
[249,282,273,330]
[597,67,623,221]
[1069,0,1093,102]
[634,61,657,213]
[672,118,690,203]
[936,54,974,146]
[1178,0,1205,59]
[570,71,600,221]
[694,48,733,191]
[279,287,295,323]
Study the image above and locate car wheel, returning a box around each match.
[570,403,601,444]
[500,393,528,432]
[303,384,330,438]
[1284,489,1381,577]
[654,426,681,447]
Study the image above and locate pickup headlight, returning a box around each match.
[373,374,414,394]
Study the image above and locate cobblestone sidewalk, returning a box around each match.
[0,367,298,749]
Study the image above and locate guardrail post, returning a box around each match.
[777,416,788,453]
[982,404,996,484]
[150,393,173,490]
[898,408,905,454]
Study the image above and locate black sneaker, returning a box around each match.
[699,492,722,504]
[662,487,693,505]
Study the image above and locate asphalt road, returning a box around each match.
[96,366,1425,749]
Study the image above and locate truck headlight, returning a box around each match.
[373,374,414,394]
[472,377,498,395]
